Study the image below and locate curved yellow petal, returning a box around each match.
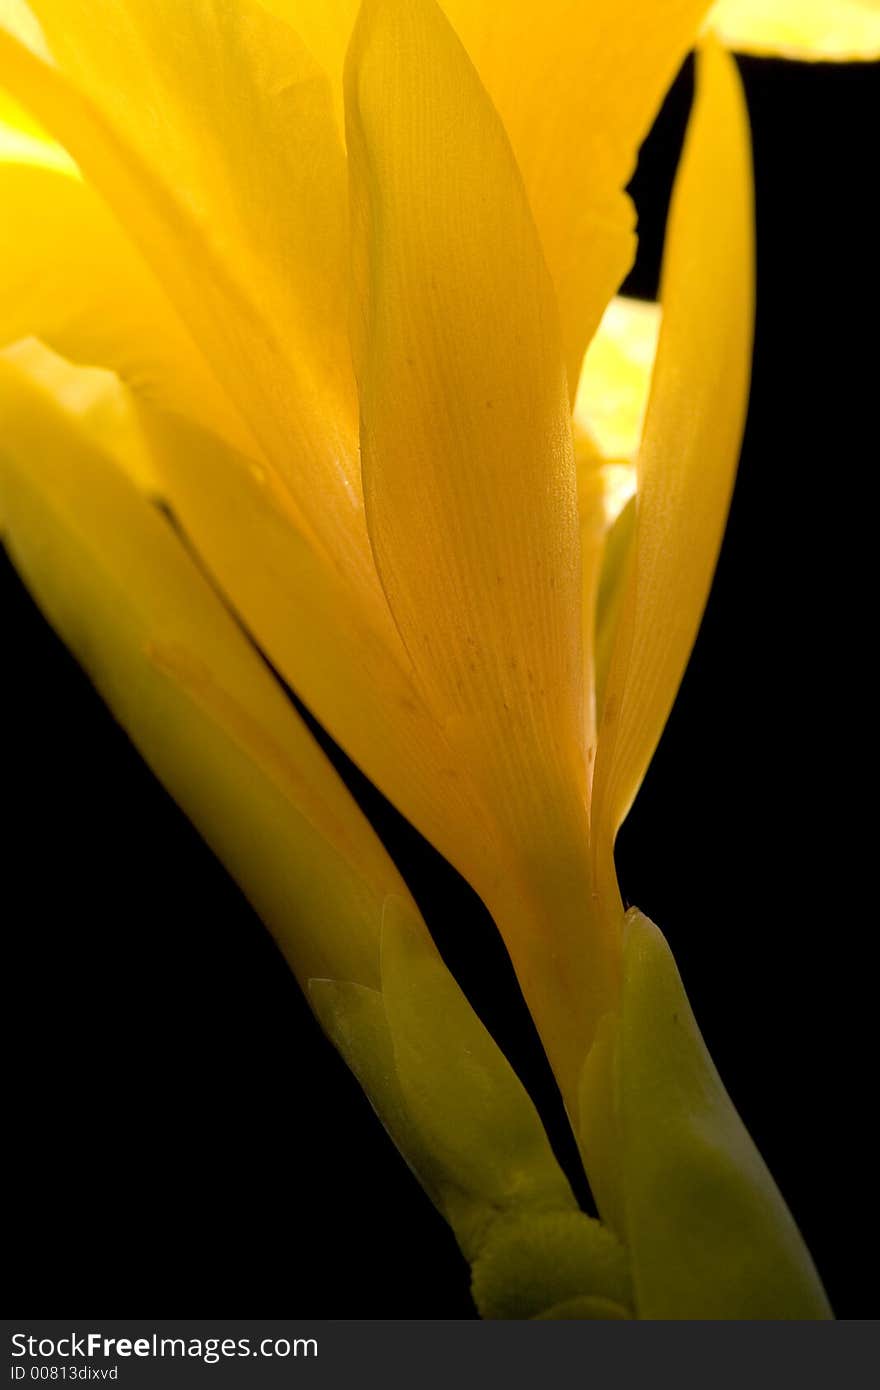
[0,0,370,582]
[0,143,255,461]
[266,0,713,395]
[0,80,75,169]
[135,405,488,881]
[592,41,754,897]
[0,356,392,992]
[346,0,618,1108]
[592,497,636,738]
[707,0,880,60]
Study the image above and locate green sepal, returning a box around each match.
[585,908,832,1319]
[311,896,634,1318]
[470,1210,631,1320]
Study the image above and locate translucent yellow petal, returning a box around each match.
[346,0,618,1108]
[593,497,636,737]
[0,148,255,461]
[0,0,371,582]
[147,398,495,811]
[0,81,75,169]
[0,358,394,992]
[707,0,880,60]
[575,297,661,468]
[573,296,657,748]
[439,0,713,395]
[592,42,754,890]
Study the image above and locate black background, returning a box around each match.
[5,55,877,1318]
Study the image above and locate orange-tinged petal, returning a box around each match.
[0,0,371,581]
[346,0,618,1107]
[135,405,489,881]
[592,41,754,900]
[708,0,880,60]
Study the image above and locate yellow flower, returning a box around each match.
[0,0,729,1121]
[0,0,839,1317]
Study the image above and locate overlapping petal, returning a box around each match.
[135,406,491,884]
[0,0,537,924]
[0,111,256,461]
[0,356,389,991]
[591,40,754,903]
[0,0,370,580]
[572,296,659,752]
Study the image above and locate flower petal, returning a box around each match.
[0,0,369,580]
[346,0,619,1106]
[0,356,392,992]
[707,0,880,60]
[0,132,255,460]
[591,41,754,888]
[135,405,486,884]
